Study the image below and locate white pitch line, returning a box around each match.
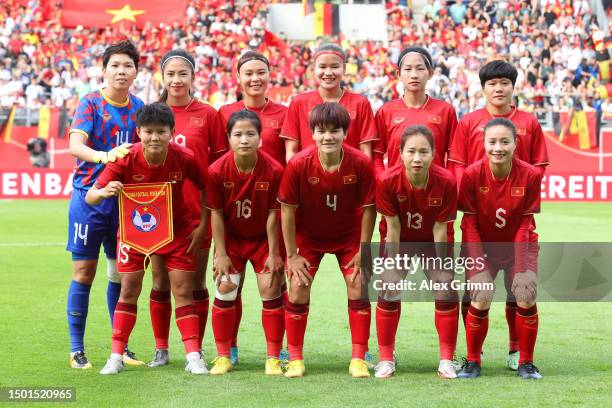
[0,242,65,247]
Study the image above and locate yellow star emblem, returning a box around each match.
[106,4,145,24]
[143,206,148,212]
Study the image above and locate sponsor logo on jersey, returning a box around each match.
[511,186,525,196]
[190,116,204,127]
[392,116,405,124]
[516,127,527,136]
[348,110,357,119]
[265,119,279,128]
[397,195,407,202]
[428,114,442,124]
[255,181,269,191]
[429,197,442,206]
[224,181,235,189]
[169,172,183,182]
[133,174,145,182]
[308,177,320,184]
[343,174,357,184]
[131,204,160,232]
[480,186,490,194]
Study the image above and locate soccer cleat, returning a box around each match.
[70,351,92,369]
[457,360,481,379]
[185,352,208,375]
[374,360,396,378]
[100,354,124,375]
[349,358,370,378]
[279,349,290,363]
[438,359,457,379]
[265,358,283,376]
[506,351,520,371]
[123,347,145,366]
[284,360,306,378]
[148,349,169,367]
[517,362,542,380]
[230,346,239,365]
[209,356,232,375]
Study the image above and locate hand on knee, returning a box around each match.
[215,274,240,301]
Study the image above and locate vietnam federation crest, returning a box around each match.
[131,205,160,232]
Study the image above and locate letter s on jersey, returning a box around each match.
[495,208,507,229]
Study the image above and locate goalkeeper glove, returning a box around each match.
[92,143,132,164]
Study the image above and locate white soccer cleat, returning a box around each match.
[507,351,520,371]
[185,352,208,375]
[438,359,458,379]
[374,360,396,378]
[100,354,124,375]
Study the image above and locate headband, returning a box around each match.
[314,50,346,62]
[161,55,195,71]
[398,51,432,70]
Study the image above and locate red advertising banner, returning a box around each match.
[118,183,174,255]
[0,169,73,198]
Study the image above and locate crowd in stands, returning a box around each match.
[0,0,611,120]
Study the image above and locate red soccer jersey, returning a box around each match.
[278,144,376,244]
[280,90,377,150]
[458,158,541,242]
[377,164,457,242]
[170,99,227,225]
[373,96,458,173]
[448,107,549,169]
[218,100,288,166]
[95,142,204,232]
[206,150,283,240]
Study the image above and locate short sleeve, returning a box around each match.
[268,167,283,210]
[358,159,376,207]
[458,170,477,214]
[70,96,94,137]
[185,154,205,191]
[205,169,224,210]
[358,98,378,143]
[530,119,549,167]
[373,107,388,154]
[376,176,398,216]
[277,160,300,206]
[279,98,301,142]
[94,160,123,188]
[448,118,469,165]
[209,110,229,155]
[522,171,542,215]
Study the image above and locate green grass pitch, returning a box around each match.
[0,200,610,407]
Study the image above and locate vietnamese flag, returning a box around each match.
[61,0,188,29]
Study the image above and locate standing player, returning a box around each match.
[373,46,458,175]
[66,40,143,369]
[278,103,376,378]
[457,118,542,380]
[217,51,288,364]
[86,102,209,375]
[148,49,228,368]
[448,60,548,369]
[375,125,458,378]
[206,110,285,376]
[281,43,377,163]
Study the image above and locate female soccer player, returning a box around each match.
[206,110,285,376]
[376,125,458,379]
[281,43,377,163]
[457,118,542,380]
[87,102,208,375]
[373,46,458,175]
[148,49,228,368]
[217,51,288,364]
[66,40,144,369]
[448,60,548,370]
[278,103,376,378]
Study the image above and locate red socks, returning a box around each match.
[231,294,243,348]
[262,297,285,358]
[212,298,235,357]
[434,301,459,361]
[506,301,519,352]
[149,290,171,350]
[516,304,538,365]
[376,300,400,362]
[285,301,309,361]
[193,289,210,350]
[112,302,137,354]
[175,305,200,354]
[348,300,371,359]
[465,305,489,363]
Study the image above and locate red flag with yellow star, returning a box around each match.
[61,0,188,29]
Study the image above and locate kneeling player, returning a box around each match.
[86,103,208,375]
[279,103,376,378]
[376,125,458,378]
[206,110,285,376]
[457,118,542,379]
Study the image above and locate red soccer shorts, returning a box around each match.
[117,229,196,273]
[295,234,360,277]
[225,235,285,274]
